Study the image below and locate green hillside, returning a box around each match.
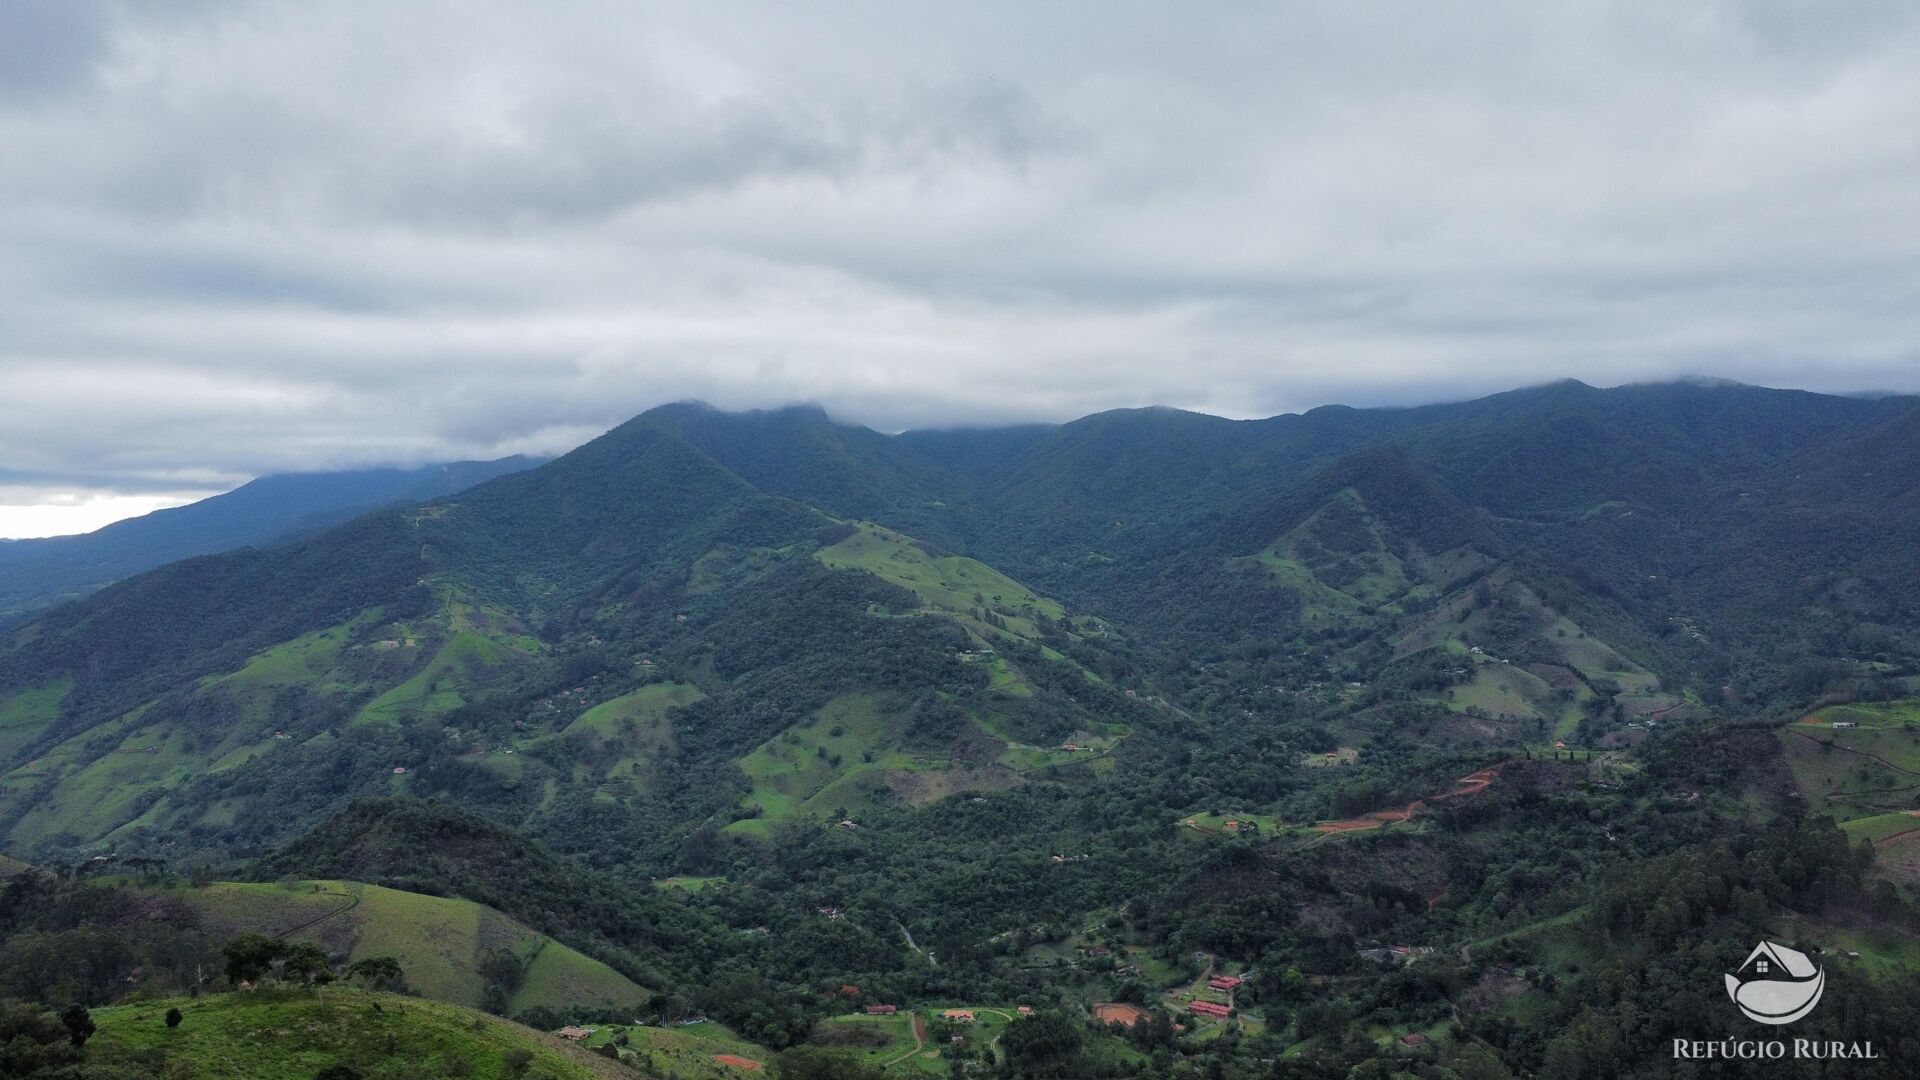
[166,880,646,1014]
[817,521,1065,640]
[91,989,627,1080]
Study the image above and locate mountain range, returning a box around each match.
[3,378,1918,1077]
[0,456,541,623]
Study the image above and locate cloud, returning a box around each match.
[3,1,1920,534]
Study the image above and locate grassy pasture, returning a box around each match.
[1236,490,1418,624]
[355,630,526,726]
[563,681,704,796]
[816,523,1064,639]
[1441,664,1551,721]
[0,677,70,761]
[815,1013,925,1073]
[654,875,724,892]
[1839,811,1920,844]
[1778,724,1920,823]
[727,693,931,836]
[582,1022,769,1077]
[167,880,645,1013]
[1804,700,1920,728]
[92,989,626,1080]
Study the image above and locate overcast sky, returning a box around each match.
[3,1,1919,536]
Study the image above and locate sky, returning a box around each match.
[3,1,1920,537]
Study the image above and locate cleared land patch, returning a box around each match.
[816,523,1064,641]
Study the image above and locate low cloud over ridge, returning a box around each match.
[4,1,1920,532]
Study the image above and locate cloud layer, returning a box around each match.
[4,1,1920,532]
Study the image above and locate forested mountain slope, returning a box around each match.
[0,456,539,622]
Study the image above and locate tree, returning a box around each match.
[502,1048,534,1079]
[282,941,334,986]
[346,955,405,990]
[165,1007,183,1029]
[60,1003,95,1048]
[478,948,525,1014]
[998,1010,1084,1074]
[314,1067,364,1080]
[0,1001,82,1075]
[223,933,287,986]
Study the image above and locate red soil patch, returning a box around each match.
[1314,769,1497,833]
[1093,1003,1147,1026]
[1433,770,1495,800]
[711,1054,763,1070]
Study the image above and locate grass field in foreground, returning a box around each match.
[92,989,626,1080]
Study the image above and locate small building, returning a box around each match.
[1188,1000,1232,1019]
[556,1026,593,1041]
[392,766,407,774]
[942,1010,975,1023]
[1833,721,1856,729]
[1401,1032,1429,1048]
[865,1004,898,1015]
[839,984,860,997]
[1017,1006,1032,1016]
[1208,975,1242,991]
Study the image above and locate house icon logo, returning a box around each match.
[1725,942,1824,1025]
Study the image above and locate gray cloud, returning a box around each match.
[3,1,1920,532]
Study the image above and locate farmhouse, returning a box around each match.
[1188,1000,1232,1018]
[556,1026,593,1041]
[1208,975,1242,991]
[942,1010,975,1023]
[865,1004,898,1015]
[1401,1033,1429,1048]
